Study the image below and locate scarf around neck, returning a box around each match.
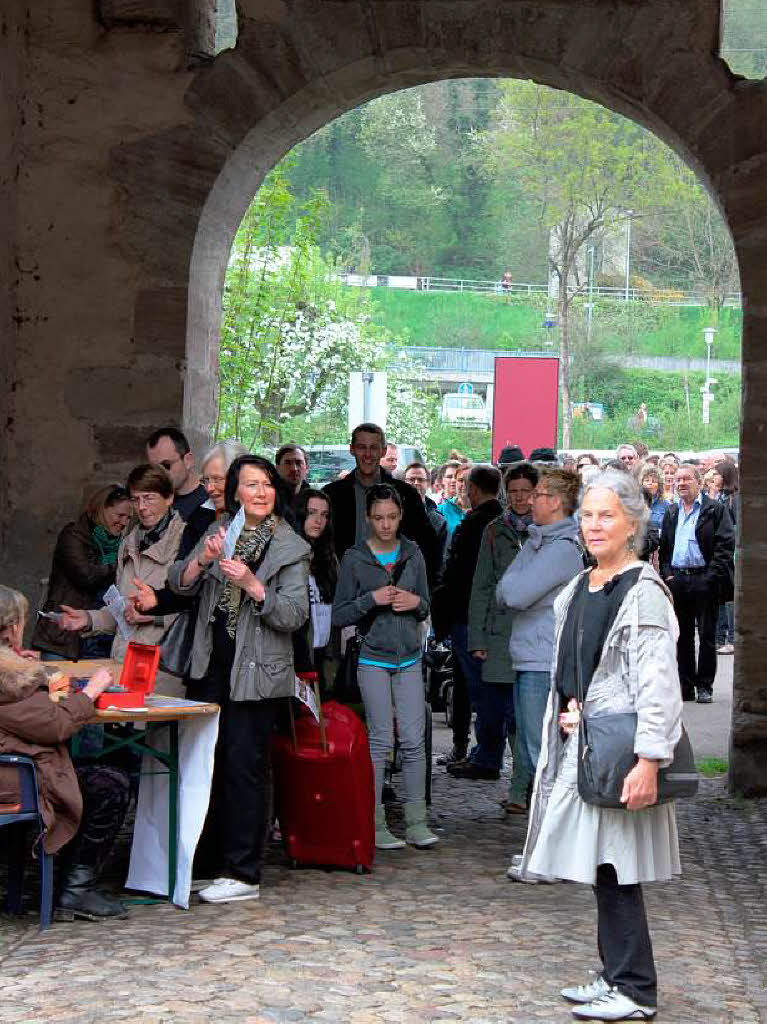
[137,510,173,553]
[504,509,532,535]
[217,514,277,638]
[91,523,121,565]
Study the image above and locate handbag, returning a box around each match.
[574,584,699,809]
[158,607,196,678]
[334,630,364,704]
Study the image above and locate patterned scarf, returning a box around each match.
[91,523,121,566]
[217,514,276,638]
[504,509,532,536]
[137,510,173,553]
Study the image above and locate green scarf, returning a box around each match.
[91,523,121,566]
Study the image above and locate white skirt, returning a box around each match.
[527,731,682,885]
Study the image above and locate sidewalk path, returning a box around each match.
[1,696,765,1024]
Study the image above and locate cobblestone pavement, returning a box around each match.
[1,712,765,1024]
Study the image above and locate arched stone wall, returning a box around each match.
[1,0,765,790]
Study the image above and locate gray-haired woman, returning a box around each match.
[517,470,682,1022]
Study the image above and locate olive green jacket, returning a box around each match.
[467,515,524,684]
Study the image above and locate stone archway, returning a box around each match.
[1,0,765,790]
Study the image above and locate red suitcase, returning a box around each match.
[271,676,375,873]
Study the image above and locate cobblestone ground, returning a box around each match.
[1,714,765,1024]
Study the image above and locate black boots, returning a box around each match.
[56,865,128,921]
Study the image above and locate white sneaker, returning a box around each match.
[717,643,734,654]
[506,862,559,884]
[572,989,656,1020]
[561,973,611,1003]
[198,877,261,903]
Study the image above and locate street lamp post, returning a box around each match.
[701,326,717,425]
[586,242,595,343]
[624,211,634,301]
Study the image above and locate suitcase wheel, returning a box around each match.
[355,864,364,875]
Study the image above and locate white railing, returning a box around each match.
[342,273,742,307]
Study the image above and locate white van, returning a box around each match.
[441,392,490,429]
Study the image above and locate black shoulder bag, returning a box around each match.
[575,584,699,809]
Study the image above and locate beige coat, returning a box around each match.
[89,512,187,695]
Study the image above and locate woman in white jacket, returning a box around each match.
[518,470,683,1022]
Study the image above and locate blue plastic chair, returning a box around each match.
[0,754,54,930]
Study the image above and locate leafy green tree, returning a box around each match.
[636,158,739,313]
[476,80,678,445]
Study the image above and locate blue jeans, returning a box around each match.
[716,602,734,645]
[451,624,494,770]
[512,670,550,796]
[482,683,516,774]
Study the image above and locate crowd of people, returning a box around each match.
[0,424,737,1021]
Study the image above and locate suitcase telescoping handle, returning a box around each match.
[291,671,328,754]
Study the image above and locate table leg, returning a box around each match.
[167,720,179,903]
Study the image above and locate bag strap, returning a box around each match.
[574,581,587,708]
[572,580,590,755]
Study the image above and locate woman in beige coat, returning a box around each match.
[59,464,186,695]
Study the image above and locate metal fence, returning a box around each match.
[343,273,741,307]
[391,346,741,377]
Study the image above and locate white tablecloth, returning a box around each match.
[125,710,219,908]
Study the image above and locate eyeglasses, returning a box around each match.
[530,490,553,500]
[240,481,275,493]
[131,493,164,507]
[201,475,226,487]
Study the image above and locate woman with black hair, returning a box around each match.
[168,455,310,904]
[332,483,436,851]
[295,488,340,690]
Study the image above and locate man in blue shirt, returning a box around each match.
[659,464,735,704]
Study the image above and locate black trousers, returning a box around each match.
[450,652,471,753]
[67,765,131,870]
[668,571,718,695]
[222,697,284,884]
[594,864,657,1007]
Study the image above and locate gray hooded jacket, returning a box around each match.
[168,516,310,701]
[332,537,429,666]
[495,516,583,672]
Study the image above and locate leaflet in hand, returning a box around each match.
[104,584,134,640]
[222,505,246,560]
[294,675,320,723]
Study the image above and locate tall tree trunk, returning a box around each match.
[558,282,572,449]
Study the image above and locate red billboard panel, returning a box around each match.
[492,356,559,461]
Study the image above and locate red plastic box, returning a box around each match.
[95,643,161,710]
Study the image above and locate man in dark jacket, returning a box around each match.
[404,462,448,566]
[659,463,735,704]
[434,464,503,778]
[323,424,439,583]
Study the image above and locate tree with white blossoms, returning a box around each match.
[218,160,431,448]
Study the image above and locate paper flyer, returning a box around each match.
[294,675,320,723]
[222,505,246,560]
[104,584,134,640]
